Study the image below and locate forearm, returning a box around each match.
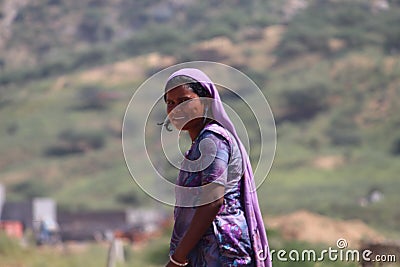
[173,198,223,262]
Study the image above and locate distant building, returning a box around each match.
[32,198,57,230]
[58,208,169,242]
[58,210,127,241]
[0,185,169,242]
[1,201,33,229]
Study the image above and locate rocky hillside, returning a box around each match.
[1,0,394,76]
[0,0,400,235]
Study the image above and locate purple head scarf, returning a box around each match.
[167,68,272,267]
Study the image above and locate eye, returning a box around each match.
[179,97,192,104]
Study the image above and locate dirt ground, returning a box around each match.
[266,210,384,248]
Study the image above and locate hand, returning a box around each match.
[165,260,178,267]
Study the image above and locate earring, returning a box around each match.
[203,106,209,124]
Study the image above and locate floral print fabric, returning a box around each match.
[170,123,254,266]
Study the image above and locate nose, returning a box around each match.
[168,104,181,115]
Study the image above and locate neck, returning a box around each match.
[188,121,211,141]
[188,119,215,141]
[188,124,205,141]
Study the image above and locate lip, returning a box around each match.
[172,116,186,120]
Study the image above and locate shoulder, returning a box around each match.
[197,130,230,155]
[199,123,232,145]
[196,124,231,162]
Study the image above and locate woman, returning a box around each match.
[163,68,271,267]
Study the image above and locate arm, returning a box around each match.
[167,185,224,267]
[167,132,229,266]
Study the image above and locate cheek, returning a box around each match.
[189,102,204,116]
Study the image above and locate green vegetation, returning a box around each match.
[0,233,109,267]
[1,0,399,230]
[1,0,400,265]
[0,0,283,85]
[0,230,363,267]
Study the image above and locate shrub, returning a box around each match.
[79,86,106,109]
[47,0,62,5]
[72,48,106,69]
[390,137,400,155]
[276,1,380,59]
[379,10,400,54]
[59,129,105,149]
[12,180,48,199]
[116,192,140,205]
[196,22,234,40]
[327,107,362,146]
[77,9,114,43]
[278,82,330,122]
[45,129,106,157]
[118,25,187,56]
[74,85,110,110]
[0,233,21,256]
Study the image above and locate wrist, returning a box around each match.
[169,254,189,266]
[173,247,188,262]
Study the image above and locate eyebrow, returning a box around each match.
[166,95,197,102]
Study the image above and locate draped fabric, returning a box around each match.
[167,68,272,266]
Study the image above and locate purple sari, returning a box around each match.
[168,68,272,267]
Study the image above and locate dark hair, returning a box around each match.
[164,75,211,102]
[159,75,211,131]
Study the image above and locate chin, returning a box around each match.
[181,120,200,131]
[171,119,201,131]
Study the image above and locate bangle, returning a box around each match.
[169,254,189,266]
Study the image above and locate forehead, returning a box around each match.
[165,85,198,99]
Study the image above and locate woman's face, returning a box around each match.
[165,85,206,131]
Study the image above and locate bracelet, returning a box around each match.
[169,254,189,266]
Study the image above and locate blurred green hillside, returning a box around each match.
[0,229,363,267]
[1,0,400,238]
